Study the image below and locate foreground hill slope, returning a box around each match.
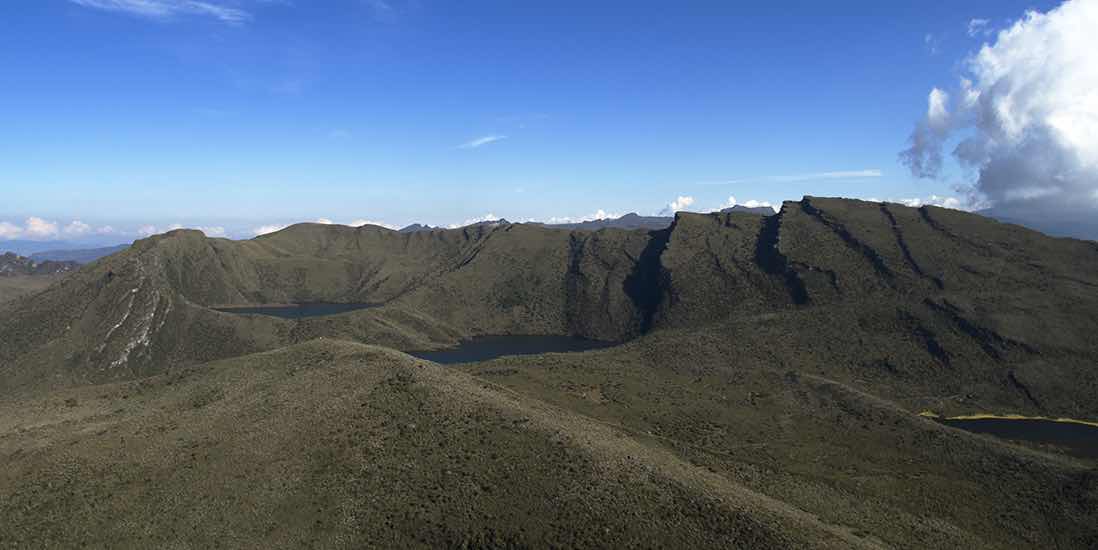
[0,340,876,549]
[2,335,1095,549]
[459,326,1098,549]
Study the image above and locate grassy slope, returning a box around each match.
[2,198,1096,410]
[0,340,876,549]
[2,198,1098,548]
[0,275,57,304]
[0,222,652,391]
[459,323,1098,549]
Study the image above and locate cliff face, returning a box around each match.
[2,197,1097,416]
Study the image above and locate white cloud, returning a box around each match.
[713,196,775,212]
[253,217,399,235]
[544,209,622,224]
[0,222,22,240]
[959,77,980,109]
[895,195,967,210]
[70,0,250,23]
[349,219,399,230]
[924,33,940,55]
[448,213,501,229]
[900,89,954,179]
[766,170,883,183]
[667,196,695,212]
[366,0,392,12]
[458,135,507,149]
[901,0,1098,219]
[814,169,880,179]
[253,224,289,236]
[927,88,950,129]
[968,18,991,37]
[63,220,91,236]
[0,218,107,240]
[157,223,226,237]
[364,0,400,23]
[6,220,230,240]
[24,217,59,239]
[698,169,882,185]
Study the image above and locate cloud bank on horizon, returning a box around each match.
[901,0,1098,219]
[0,217,115,241]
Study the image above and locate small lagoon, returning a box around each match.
[409,335,617,365]
[939,417,1098,460]
[213,303,377,320]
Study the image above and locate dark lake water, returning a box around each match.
[939,418,1098,459]
[409,335,618,365]
[213,303,376,319]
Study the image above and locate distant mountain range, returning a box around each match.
[542,207,774,231]
[538,212,673,231]
[398,223,438,233]
[978,208,1098,241]
[720,204,778,216]
[396,205,1097,242]
[397,207,775,233]
[27,244,130,264]
[0,252,79,277]
[398,219,510,233]
[0,238,129,257]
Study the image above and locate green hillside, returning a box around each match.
[1,197,1097,548]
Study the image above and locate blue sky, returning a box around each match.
[0,0,1063,241]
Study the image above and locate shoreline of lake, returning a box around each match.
[409,334,620,365]
[919,410,1098,428]
[212,302,379,319]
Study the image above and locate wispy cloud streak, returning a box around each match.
[697,169,882,185]
[70,0,251,23]
[458,135,507,149]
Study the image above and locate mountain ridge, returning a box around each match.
[28,244,130,264]
[2,196,1098,547]
[0,251,79,276]
[3,196,1096,416]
